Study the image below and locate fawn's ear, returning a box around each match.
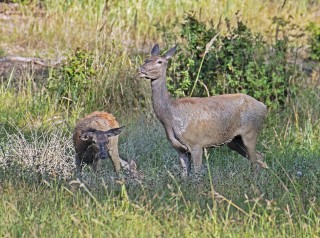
[151,44,160,56]
[80,131,94,141]
[163,45,177,59]
[105,126,125,137]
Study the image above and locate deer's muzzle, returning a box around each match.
[98,144,108,160]
[138,66,147,78]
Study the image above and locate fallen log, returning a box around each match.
[0,56,65,67]
[0,56,65,85]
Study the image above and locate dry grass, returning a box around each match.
[0,124,75,180]
[0,0,319,57]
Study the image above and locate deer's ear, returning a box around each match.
[163,45,177,59]
[151,44,160,56]
[105,126,125,137]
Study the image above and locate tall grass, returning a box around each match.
[1,0,319,56]
[1,180,319,237]
[0,110,319,237]
[0,84,319,236]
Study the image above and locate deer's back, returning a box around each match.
[73,111,119,153]
[175,93,266,119]
[170,93,267,147]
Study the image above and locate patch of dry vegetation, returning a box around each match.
[0,0,319,56]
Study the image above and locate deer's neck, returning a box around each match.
[151,74,174,122]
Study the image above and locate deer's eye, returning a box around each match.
[157,60,163,64]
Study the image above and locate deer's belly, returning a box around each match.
[178,120,239,148]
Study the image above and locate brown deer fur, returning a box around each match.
[139,44,268,176]
[73,111,134,174]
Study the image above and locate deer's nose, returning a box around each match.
[139,66,147,74]
[99,145,108,160]
[99,151,107,160]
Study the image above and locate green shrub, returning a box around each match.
[307,22,320,61]
[162,13,300,110]
[46,48,95,109]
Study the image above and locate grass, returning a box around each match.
[1,0,319,56]
[0,0,319,237]
[1,178,318,237]
[0,105,319,237]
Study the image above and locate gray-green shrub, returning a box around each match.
[161,13,302,110]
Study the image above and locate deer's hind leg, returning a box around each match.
[238,132,268,177]
[91,159,101,173]
[228,135,267,170]
[227,135,248,158]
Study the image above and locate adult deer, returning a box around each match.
[139,44,268,176]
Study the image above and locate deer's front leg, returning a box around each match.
[190,146,203,176]
[178,151,191,177]
[75,154,83,178]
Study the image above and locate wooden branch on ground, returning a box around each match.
[0,56,65,67]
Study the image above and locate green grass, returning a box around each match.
[0,0,320,237]
[0,107,319,237]
[1,178,319,237]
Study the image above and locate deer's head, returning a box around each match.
[80,127,124,160]
[139,44,177,80]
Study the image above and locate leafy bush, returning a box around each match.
[162,13,300,110]
[46,48,95,109]
[307,22,320,61]
[159,15,218,97]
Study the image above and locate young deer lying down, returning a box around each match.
[139,44,268,176]
[73,111,136,175]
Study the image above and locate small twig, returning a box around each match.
[189,33,220,97]
[199,80,210,97]
[281,0,287,10]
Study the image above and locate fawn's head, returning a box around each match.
[139,44,177,80]
[80,127,124,160]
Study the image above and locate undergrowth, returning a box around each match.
[162,13,303,110]
[0,1,319,237]
[0,111,319,237]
